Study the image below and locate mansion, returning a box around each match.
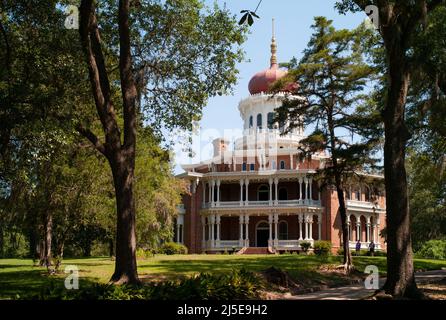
[175,29,386,254]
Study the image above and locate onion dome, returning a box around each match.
[248,19,292,95]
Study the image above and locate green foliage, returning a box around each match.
[136,248,156,259]
[159,242,188,255]
[313,241,332,257]
[300,241,312,253]
[416,240,446,260]
[19,269,264,300]
[408,150,446,250]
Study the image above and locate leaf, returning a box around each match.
[238,13,248,25]
[250,11,260,19]
[247,14,254,26]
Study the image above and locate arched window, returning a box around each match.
[258,185,269,201]
[354,187,361,201]
[242,162,247,171]
[257,113,263,129]
[279,221,288,240]
[271,160,277,170]
[278,188,288,200]
[267,112,275,129]
[250,163,255,171]
[280,160,286,170]
[364,186,371,202]
[249,116,253,128]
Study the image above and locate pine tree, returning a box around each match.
[274,17,381,271]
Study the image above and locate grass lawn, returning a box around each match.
[0,254,445,299]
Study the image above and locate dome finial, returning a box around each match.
[270,18,277,67]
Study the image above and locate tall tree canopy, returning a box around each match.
[336,0,446,298]
[274,17,382,271]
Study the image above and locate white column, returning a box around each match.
[239,179,244,206]
[274,213,279,246]
[268,213,273,246]
[274,177,279,205]
[309,177,313,204]
[208,182,212,206]
[298,214,303,240]
[207,216,212,247]
[304,214,308,240]
[269,178,273,206]
[216,214,221,247]
[366,217,371,242]
[245,178,249,206]
[211,180,215,207]
[318,214,322,240]
[201,216,206,249]
[216,180,221,207]
[176,223,180,243]
[305,177,309,204]
[376,215,381,245]
[356,221,361,242]
[210,215,215,248]
[245,215,250,247]
[239,214,244,247]
[202,182,206,208]
[309,216,313,240]
[298,177,303,204]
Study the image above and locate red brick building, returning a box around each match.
[175,30,386,255]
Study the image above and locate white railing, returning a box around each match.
[218,201,241,207]
[218,240,241,248]
[202,199,322,209]
[246,201,270,207]
[346,200,379,209]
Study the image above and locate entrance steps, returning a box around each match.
[237,247,276,255]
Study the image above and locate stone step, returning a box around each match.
[241,247,272,255]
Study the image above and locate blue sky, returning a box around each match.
[173,0,367,173]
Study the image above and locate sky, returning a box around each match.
[172,0,368,174]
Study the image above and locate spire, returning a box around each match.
[270,18,277,67]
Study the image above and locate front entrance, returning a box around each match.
[256,221,269,247]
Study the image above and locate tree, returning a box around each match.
[274,17,381,271]
[77,0,245,284]
[336,0,446,298]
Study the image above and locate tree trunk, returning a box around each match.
[109,152,139,285]
[109,238,115,257]
[0,225,3,258]
[40,211,53,267]
[382,42,420,298]
[335,183,353,271]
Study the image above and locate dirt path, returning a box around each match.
[268,269,446,300]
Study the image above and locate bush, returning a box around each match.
[19,269,264,300]
[300,241,311,253]
[136,248,156,259]
[313,241,332,257]
[416,240,446,260]
[159,242,188,255]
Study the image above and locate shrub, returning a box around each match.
[300,241,311,253]
[313,241,332,257]
[416,240,446,260]
[160,242,188,255]
[18,269,264,300]
[136,248,156,259]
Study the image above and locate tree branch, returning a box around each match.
[119,0,137,152]
[76,124,106,156]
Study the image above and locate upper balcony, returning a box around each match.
[202,199,322,210]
